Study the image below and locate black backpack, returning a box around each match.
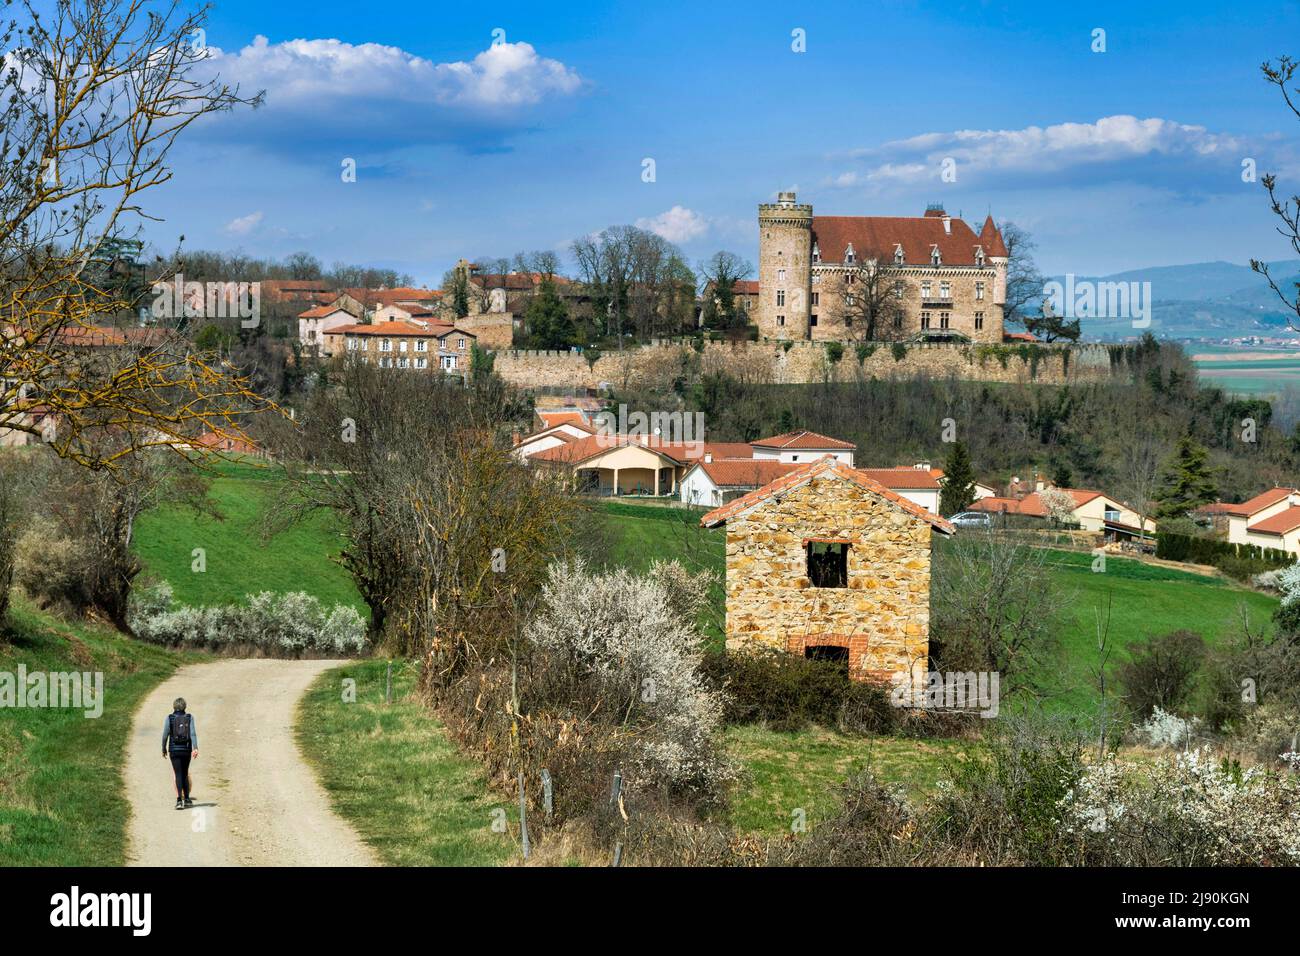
[171,713,192,749]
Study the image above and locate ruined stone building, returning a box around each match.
[756,192,1008,344]
[700,456,954,685]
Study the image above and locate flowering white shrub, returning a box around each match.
[128,584,368,656]
[1061,748,1300,865]
[1276,561,1300,606]
[526,559,732,794]
[1136,706,1202,748]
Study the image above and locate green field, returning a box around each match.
[0,598,191,865]
[133,458,364,612]
[1191,347,1300,396]
[297,659,514,866]
[599,500,1278,713]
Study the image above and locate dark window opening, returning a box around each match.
[807,541,848,588]
[805,645,849,664]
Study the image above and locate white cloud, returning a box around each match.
[635,206,709,244]
[224,210,264,235]
[206,35,582,110]
[830,115,1251,188]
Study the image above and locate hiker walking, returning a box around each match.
[162,697,198,810]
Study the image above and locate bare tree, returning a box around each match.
[1251,55,1300,332]
[840,264,910,342]
[0,0,268,468]
[697,251,753,331]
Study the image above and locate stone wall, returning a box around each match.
[723,473,934,684]
[456,313,515,349]
[490,339,1113,392]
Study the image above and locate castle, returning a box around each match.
[757,192,1008,344]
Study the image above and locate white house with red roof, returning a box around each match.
[749,430,856,466]
[1224,488,1300,554]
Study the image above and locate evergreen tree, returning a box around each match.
[939,441,977,516]
[1154,435,1218,520]
[525,277,574,349]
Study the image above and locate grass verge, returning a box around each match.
[0,597,190,865]
[295,658,513,866]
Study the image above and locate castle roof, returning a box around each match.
[811,210,1003,267]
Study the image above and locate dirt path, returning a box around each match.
[125,658,378,867]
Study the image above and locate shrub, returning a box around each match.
[700,650,898,735]
[855,343,876,364]
[824,342,844,364]
[1135,706,1202,748]
[128,584,368,656]
[891,342,907,362]
[525,559,732,796]
[1061,748,1300,865]
[1117,629,1206,719]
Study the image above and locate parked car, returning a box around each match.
[950,511,992,529]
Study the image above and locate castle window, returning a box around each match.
[894,280,905,301]
[976,281,985,301]
[920,281,932,298]
[811,244,820,263]
[939,281,951,299]
[921,312,932,330]
[931,247,942,266]
[777,268,787,283]
[776,290,786,306]
[940,312,950,330]
[811,273,821,285]
[846,272,856,285]
[811,292,819,305]
[778,315,785,326]
[845,243,855,264]
[893,312,903,329]
[975,311,984,330]
[810,314,818,327]
[807,541,848,589]
[894,246,905,265]
[976,248,986,267]
[844,294,855,306]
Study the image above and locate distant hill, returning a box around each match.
[1038,260,1300,341]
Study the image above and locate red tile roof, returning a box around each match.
[732,280,759,296]
[537,411,588,429]
[1247,505,1300,536]
[1004,332,1039,343]
[751,430,857,451]
[968,495,1048,517]
[333,321,450,337]
[811,211,1005,267]
[857,467,940,490]
[298,304,351,319]
[695,459,800,487]
[1222,487,1298,517]
[699,456,954,533]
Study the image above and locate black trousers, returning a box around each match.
[169,750,192,798]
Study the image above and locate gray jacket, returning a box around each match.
[162,712,198,753]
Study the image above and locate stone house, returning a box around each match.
[701,456,954,685]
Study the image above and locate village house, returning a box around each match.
[700,456,954,684]
[970,486,1152,535]
[1224,487,1300,555]
[328,320,477,373]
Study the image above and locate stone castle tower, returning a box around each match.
[757,192,813,341]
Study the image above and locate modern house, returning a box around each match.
[1224,488,1300,555]
[700,456,954,684]
[970,487,1151,534]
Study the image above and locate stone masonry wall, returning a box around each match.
[724,474,934,684]
[490,339,1113,393]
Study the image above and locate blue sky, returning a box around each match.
[140,0,1300,285]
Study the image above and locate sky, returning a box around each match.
[131,0,1300,286]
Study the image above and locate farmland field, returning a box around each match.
[1191,345,1300,396]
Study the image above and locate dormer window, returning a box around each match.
[975,246,986,267]
[894,244,905,265]
[812,242,820,263]
[844,243,855,265]
[930,246,942,267]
